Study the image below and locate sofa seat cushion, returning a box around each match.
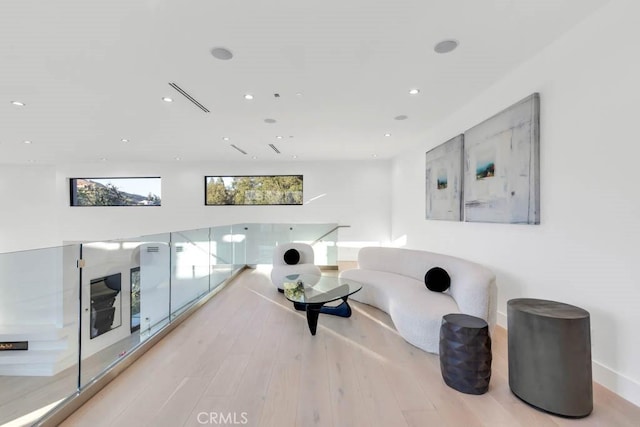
[341,268,459,353]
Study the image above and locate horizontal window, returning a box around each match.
[205,175,303,206]
[70,177,161,207]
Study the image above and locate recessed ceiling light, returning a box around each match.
[409,89,420,95]
[121,138,129,143]
[292,155,298,159]
[100,157,107,161]
[222,137,230,141]
[28,159,35,163]
[244,94,254,100]
[162,97,173,102]
[394,115,408,120]
[211,47,233,60]
[384,133,391,137]
[264,118,277,124]
[372,154,378,158]
[175,157,181,161]
[276,136,283,139]
[252,156,257,160]
[296,93,303,97]
[434,39,459,54]
[11,101,25,106]
[23,140,32,144]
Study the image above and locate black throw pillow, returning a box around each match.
[425,267,450,292]
[283,248,300,265]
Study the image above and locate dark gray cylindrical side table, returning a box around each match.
[439,313,492,395]
[508,298,592,418]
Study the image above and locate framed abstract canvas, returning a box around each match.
[425,134,464,221]
[463,93,540,224]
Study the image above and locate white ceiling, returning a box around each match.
[0,0,608,165]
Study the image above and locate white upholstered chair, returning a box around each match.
[270,243,321,291]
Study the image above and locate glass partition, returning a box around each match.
[0,221,342,426]
[290,223,338,266]
[80,240,130,386]
[137,233,171,340]
[232,223,338,266]
[170,228,211,318]
[210,225,235,289]
[0,245,80,426]
[229,223,248,266]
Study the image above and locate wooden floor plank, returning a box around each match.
[148,376,210,427]
[295,332,333,427]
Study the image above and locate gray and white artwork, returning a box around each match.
[463,93,540,224]
[425,134,463,221]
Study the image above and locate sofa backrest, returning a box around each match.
[356,246,497,326]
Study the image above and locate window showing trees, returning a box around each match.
[70,177,161,206]
[205,175,303,205]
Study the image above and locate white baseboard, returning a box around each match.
[497,310,507,328]
[592,361,640,407]
[496,309,640,407]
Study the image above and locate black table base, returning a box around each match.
[293,297,352,335]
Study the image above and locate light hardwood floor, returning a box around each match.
[60,269,640,427]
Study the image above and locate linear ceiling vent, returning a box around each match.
[269,144,281,154]
[146,246,159,253]
[231,144,247,155]
[168,82,210,113]
[175,245,184,252]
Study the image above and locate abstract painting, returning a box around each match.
[425,134,463,221]
[463,93,540,224]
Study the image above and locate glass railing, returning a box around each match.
[232,222,339,265]
[0,222,338,426]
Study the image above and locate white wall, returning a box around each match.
[0,165,61,253]
[0,249,63,326]
[391,0,640,406]
[53,159,391,258]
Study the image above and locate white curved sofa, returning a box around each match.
[340,247,496,354]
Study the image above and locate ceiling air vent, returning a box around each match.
[269,144,281,154]
[231,144,247,155]
[146,246,160,253]
[175,246,184,253]
[168,82,210,113]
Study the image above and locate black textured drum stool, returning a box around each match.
[508,298,592,418]
[439,313,492,394]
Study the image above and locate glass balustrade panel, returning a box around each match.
[127,233,171,342]
[242,223,293,265]
[79,239,138,386]
[170,228,211,319]
[210,225,234,289]
[230,223,248,266]
[290,223,339,266]
[0,245,80,426]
